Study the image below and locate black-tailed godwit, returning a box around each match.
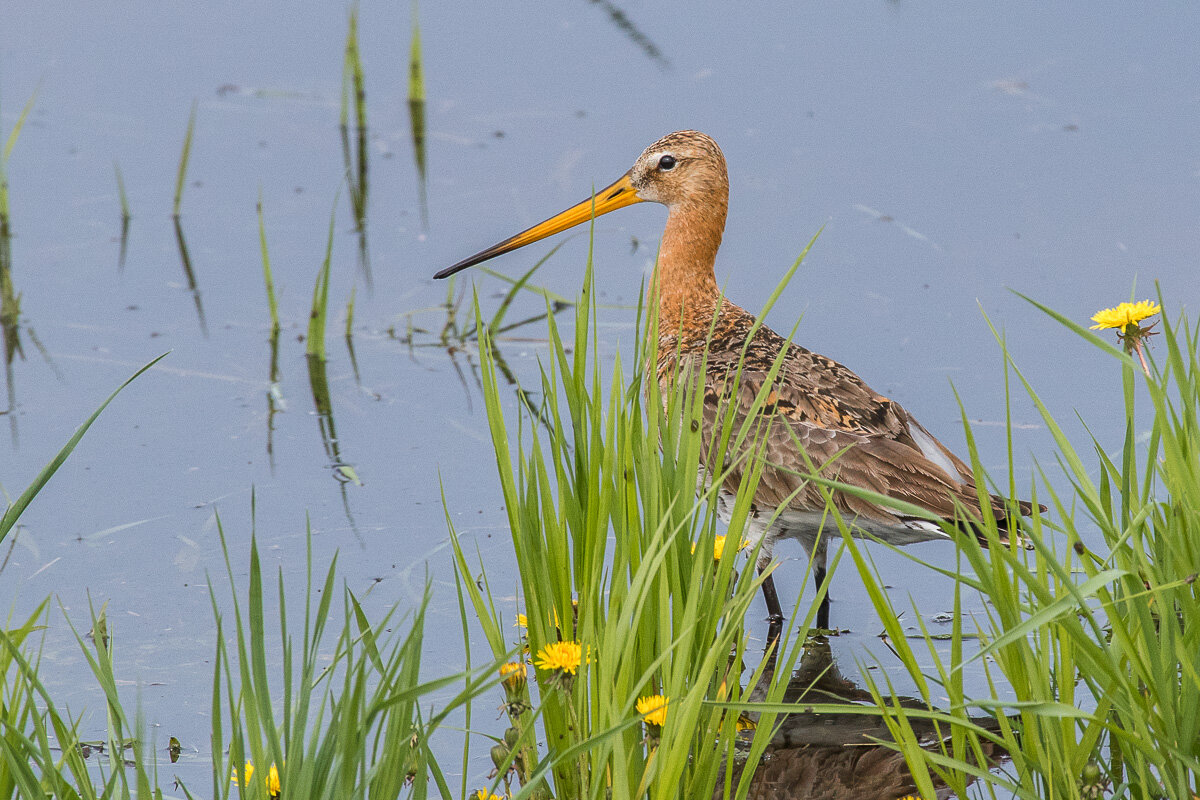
[436,130,1037,632]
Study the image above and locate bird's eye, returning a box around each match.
[657,154,677,171]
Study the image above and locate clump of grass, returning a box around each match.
[836,292,1200,799]
[204,508,495,800]
[0,511,498,798]
[450,256,813,799]
[0,600,163,799]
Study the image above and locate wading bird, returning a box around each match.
[436,130,1036,633]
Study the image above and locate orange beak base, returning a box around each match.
[434,172,642,279]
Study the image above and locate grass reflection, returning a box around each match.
[114,161,130,271]
[258,200,284,473]
[340,5,371,289]
[304,206,362,531]
[1,88,59,446]
[172,103,207,335]
[408,1,428,229]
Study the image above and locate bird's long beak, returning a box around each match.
[434,172,643,279]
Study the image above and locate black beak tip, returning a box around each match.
[433,258,473,280]
[435,242,508,280]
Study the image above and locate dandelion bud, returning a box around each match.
[490,742,510,771]
[503,726,520,749]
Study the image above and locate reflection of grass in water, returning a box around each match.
[393,254,572,427]
[258,198,283,472]
[583,0,670,68]
[171,216,207,336]
[306,349,363,492]
[306,204,362,493]
[395,245,571,351]
[114,160,130,271]
[2,88,39,445]
[340,4,371,288]
[265,328,282,473]
[2,91,37,365]
[408,0,428,229]
[172,103,207,335]
[345,285,361,383]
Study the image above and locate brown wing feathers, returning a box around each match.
[667,298,1035,535]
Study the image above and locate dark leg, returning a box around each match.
[814,564,830,631]
[760,569,784,624]
[760,568,784,648]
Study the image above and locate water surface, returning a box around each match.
[2,1,1197,789]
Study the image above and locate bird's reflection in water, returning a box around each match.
[722,638,1009,800]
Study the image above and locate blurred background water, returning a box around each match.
[2,1,1197,788]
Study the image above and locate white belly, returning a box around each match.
[713,487,951,568]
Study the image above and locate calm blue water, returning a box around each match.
[2,1,1197,791]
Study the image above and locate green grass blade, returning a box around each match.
[306,203,336,360]
[173,101,197,217]
[1,352,168,542]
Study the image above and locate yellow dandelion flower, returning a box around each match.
[473,790,506,800]
[692,535,750,561]
[534,641,583,675]
[514,608,565,628]
[1089,300,1161,330]
[499,660,527,690]
[1091,299,1162,377]
[231,760,254,785]
[230,760,281,795]
[636,694,669,727]
[717,536,751,560]
[713,535,730,560]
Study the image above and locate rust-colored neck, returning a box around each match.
[652,195,727,334]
